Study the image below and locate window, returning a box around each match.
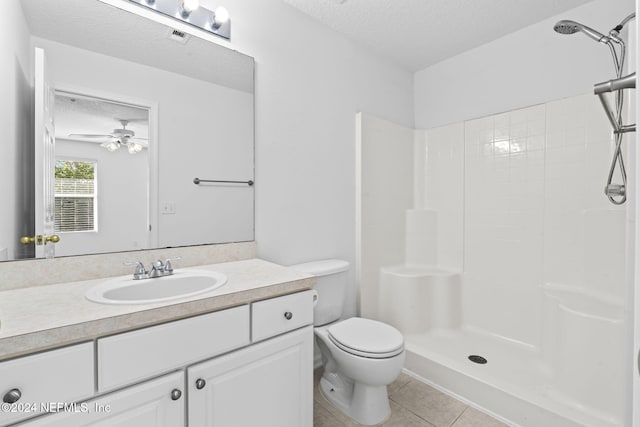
[54,160,97,233]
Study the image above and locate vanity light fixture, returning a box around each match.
[129,0,231,40]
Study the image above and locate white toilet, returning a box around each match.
[291,259,405,426]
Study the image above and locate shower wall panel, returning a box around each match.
[357,113,414,319]
[462,105,547,347]
[544,94,626,300]
[418,95,626,348]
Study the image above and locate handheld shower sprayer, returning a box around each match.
[553,20,610,43]
[553,13,636,205]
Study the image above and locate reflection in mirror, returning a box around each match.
[1,0,254,262]
[54,93,151,257]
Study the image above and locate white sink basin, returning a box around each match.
[85,269,228,305]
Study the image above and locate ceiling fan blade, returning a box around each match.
[115,118,148,123]
[130,137,148,141]
[68,133,112,138]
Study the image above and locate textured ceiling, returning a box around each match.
[283,0,595,71]
[55,94,149,143]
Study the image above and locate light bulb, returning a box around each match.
[181,0,199,16]
[105,141,120,152]
[212,6,229,28]
[128,143,143,154]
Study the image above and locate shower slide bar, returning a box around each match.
[594,72,636,134]
[193,177,255,186]
[554,11,635,204]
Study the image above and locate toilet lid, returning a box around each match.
[328,318,404,358]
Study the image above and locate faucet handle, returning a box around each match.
[149,259,166,277]
[163,256,182,274]
[124,261,147,279]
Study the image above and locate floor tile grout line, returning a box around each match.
[389,394,440,427]
[448,405,470,427]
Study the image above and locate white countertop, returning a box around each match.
[0,258,314,361]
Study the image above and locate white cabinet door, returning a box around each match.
[188,326,313,427]
[0,342,94,426]
[16,372,185,427]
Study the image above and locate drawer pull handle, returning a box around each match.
[195,378,206,390]
[170,389,182,401]
[3,389,21,404]
[284,311,293,320]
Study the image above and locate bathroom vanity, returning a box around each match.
[0,259,315,427]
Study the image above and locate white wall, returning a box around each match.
[196,0,415,317]
[0,1,32,260]
[54,139,148,256]
[33,36,254,251]
[414,0,635,129]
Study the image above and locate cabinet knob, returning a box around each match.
[3,388,21,404]
[195,378,206,390]
[284,311,293,320]
[170,389,182,401]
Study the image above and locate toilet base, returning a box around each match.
[319,372,391,425]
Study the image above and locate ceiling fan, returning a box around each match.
[69,119,148,154]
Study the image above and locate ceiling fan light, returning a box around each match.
[103,141,120,152]
[128,143,143,154]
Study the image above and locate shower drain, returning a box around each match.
[468,355,487,364]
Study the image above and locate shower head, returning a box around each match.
[553,20,610,43]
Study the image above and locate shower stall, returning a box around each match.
[356,5,636,426]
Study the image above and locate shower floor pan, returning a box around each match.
[404,329,621,427]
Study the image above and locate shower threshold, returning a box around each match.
[404,329,621,427]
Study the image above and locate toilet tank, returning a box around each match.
[290,259,349,326]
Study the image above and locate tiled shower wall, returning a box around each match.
[421,93,627,347]
[463,104,547,344]
[415,123,464,271]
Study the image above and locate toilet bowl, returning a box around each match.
[315,317,405,425]
[291,259,406,425]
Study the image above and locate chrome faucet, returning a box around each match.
[126,257,181,280]
[129,261,148,280]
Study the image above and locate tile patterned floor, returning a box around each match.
[314,369,509,427]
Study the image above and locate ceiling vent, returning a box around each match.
[167,28,191,44]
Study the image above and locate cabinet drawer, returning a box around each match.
[0,342,94,426]
[97,305,249,392]
[251,291,315,342]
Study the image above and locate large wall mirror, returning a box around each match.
[1,0,254,262]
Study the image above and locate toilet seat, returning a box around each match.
[327,318,404,359]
